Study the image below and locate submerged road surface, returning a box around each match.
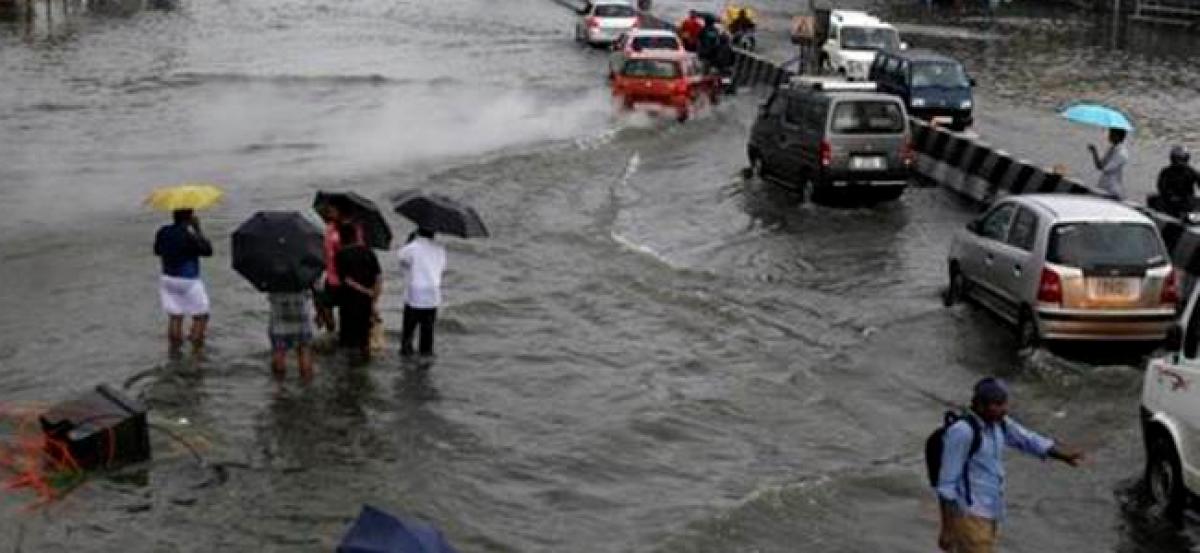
[0,0,1197,551]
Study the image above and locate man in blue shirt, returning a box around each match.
[936,378,1084,553]
[153,209,213,351]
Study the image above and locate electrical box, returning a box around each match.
[39,384,151,471]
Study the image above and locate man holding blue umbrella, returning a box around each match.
[1061,103,1134,201]
[1088,128,1130,201]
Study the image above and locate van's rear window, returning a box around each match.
[1047,222,1167,268]
[830,101,904,134]
[621,59,680,78]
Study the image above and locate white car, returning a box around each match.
[608,29,685,78]
[1142,277,1200,523]
[575,0,639,47]
[820,10,904,81]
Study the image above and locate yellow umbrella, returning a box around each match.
[144,183,224,212]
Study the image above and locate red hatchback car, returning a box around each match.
[611,52,719,122]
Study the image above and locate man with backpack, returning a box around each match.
[928,378,1084,553]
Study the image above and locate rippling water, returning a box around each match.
[2,0,1199,551]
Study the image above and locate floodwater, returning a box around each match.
[0,0,1198,551]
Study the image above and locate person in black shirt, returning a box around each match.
[1154,146,1200,219]
[334,223,381,360]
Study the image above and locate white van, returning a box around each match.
[820,10,904,81]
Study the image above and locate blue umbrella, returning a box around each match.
[1060,103,1134,131]
[338,505,460,553]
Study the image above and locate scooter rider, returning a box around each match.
[1152,146,1200,219]
[728,7,756,49]
[697,14,721,62]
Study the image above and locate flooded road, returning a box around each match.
[1,0,1198,551]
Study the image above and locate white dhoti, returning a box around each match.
[159,275,210,316]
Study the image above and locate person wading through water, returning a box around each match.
[933,378,1084,553]
[153,208,213,351]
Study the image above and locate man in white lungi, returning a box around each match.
[153,209,213,350]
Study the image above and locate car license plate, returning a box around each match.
[850,156,886,171]
[1090,277,1137,299]
[932,116,954,125]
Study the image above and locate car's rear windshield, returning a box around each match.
[631,36,679,50]
[830,101,905,134]
[911,61,970,88]
[621,59,680,78]
[1046,222,1168,268]
[595,4,636,17]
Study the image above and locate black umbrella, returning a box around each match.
[313,190,393,250]
[232,210,325,293]
[389,190,489,239]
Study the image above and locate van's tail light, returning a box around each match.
[586,16,599,28]
[1037,268,1062,304]
[901,136,915,167]
[1162,269,1180,305]
[819,140,833,167]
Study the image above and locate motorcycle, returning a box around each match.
[732,29,757,51]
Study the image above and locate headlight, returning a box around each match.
[911,98,926,107]
[960,100,973,109]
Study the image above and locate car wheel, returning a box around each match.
[1017,309,1041,350]
[677,104,690,123]
[873,186,905,202]
[1146,431,1186,525]
[943,266,967,307]
[808,176,828,203]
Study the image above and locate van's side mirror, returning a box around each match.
[969,77,977,87]
[966,220,981,234]
[1166,323,1184,352]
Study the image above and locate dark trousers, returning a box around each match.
[401,305,437,355]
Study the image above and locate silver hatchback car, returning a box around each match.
[945,194,1177,347]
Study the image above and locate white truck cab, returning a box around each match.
[1142,278,1200,523]
[820,10,904,81]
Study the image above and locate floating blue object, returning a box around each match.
[1060,103,1134,132]
[338,505,460,553]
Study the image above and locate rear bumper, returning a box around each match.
[616,92,689,110]
[910,107,973,126]
[587,27,629,44]
[819,168,912,187]
[1037,308,1176,341]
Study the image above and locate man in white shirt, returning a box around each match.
[1088,128,1129,201]
[396,228,447,357]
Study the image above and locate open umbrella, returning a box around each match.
[389,190,489,239]
[337,505,460,553]
[231,211,325,292]
[145,183,224,212]
[1060,103,1134,132]
[313,190,394,250]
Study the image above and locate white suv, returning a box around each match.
[1142,279,1200,523]
[821,10,904,81]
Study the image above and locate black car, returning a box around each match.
[869,49,975,131]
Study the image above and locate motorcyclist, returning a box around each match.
[728,8,756,50]
[1153,145,1200,219]
[696,14,721,66]
[678,10,703,51]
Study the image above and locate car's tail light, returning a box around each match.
[586,16,599,28]
[819,140,832,167]
[1037,268,1062,304]
[674,80,689,95]
[1162,269,1180,305]
[901,136,915,167]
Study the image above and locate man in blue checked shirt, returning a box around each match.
[937,378,1085,553]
